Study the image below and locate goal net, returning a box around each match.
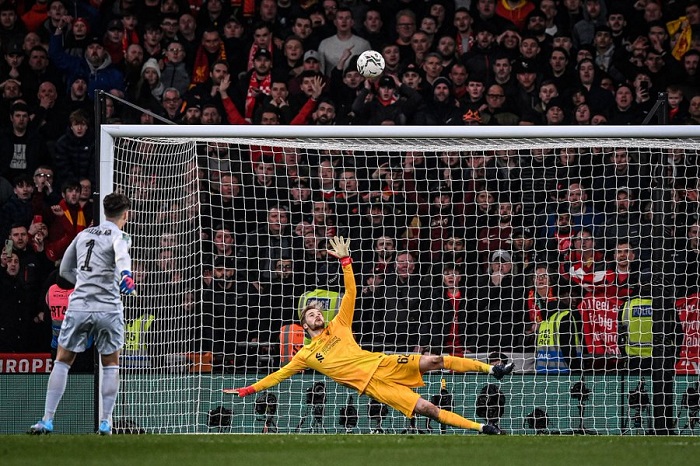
[102,126,700,435]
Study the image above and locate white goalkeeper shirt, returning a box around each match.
[59,220,132,313]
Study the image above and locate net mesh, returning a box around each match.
[108,134,700,434]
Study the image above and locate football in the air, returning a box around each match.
[356,50,385,78]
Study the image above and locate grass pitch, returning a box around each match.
[2,434,699,466]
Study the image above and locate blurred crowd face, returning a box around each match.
[395,252,416,279]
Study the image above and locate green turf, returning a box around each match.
[2,434,699,466]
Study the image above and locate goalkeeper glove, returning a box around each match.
[328,236,352,265]
[119,270,135,295]
[223,386,255,397]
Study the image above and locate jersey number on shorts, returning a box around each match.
[80,239,95,271]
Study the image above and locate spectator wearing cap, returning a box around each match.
[511,58,541,121]
[286,48,324,97]
[524,8,550,47]
[542,95,568,125]
[352,74,422,125]
[592,24,622,80]
[414,75,463,125]
[1,40,28,84]
[0,102,50,181]
[462,21,499,83]
[62,73,93,116]
[399,62,425,95]
[49,16,125,96]
[471,247,526,352]
[572,0,607,48]
[180,100,202,124]
[518,32,545,70]
[317,7,371,75]
[103,17,126,66]
[237,47,274,121]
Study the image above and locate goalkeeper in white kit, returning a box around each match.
[29,193,136,435]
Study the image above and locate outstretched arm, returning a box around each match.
[223,355,307,396]
[328,236,356,327]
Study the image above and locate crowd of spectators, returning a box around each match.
[1,0,700,372]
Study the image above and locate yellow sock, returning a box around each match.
[443,355,491,374]
[437,409,482,432]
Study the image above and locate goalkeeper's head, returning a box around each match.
[300,304,326,336]
[103,192,131,227]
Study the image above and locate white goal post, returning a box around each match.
[100,125,700,435]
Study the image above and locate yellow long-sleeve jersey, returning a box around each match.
[252,262,386,394]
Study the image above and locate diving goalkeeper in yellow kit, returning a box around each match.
[224,236,512,434]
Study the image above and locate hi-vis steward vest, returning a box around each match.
[124,314,155,352]
[297,288,343,345]
[535,310,580,374]
[621,297,654,358]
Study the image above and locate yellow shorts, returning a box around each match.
[363,354,425,418]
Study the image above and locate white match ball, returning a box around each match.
[356,50,385,78]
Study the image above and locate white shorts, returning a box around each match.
[58,311,124,355]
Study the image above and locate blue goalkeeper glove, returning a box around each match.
[119,270,135,295]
